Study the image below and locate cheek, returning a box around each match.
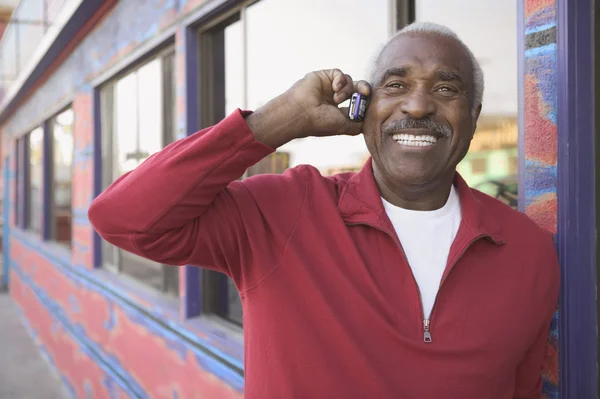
[362,125,379,156]
[446,111,474,139]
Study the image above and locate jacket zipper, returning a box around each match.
[347,222,489,344]
[424,234,488,342]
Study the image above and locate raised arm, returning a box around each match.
[88,69,370,289]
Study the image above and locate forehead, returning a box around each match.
[377,33,473,81]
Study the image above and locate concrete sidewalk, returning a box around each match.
[0,290,69,399]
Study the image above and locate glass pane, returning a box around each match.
[137,58,164,158]
[102,240,116,267]
[46,0,68,23]
[415,0,518,208]
[120,250,164,292]
[53,108,74,246]
[100,84,114,191]
[109,56,177,295]
[114,71,139,177]
[162,52,177,145]
[1,28,17,79]
[165,266,179,297]
[28,127,43,233]
[226,278,243,325]
[225,20,245,114]
[245,0,390,174]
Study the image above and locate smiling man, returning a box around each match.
[88,22,559,399]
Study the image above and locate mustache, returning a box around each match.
[381,117,453,138]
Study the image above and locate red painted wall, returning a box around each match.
[4,0,244,397]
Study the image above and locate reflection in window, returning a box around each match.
[101,48,179,296]
[199,0,391,325]
[225,20,244,116]
[245,0,390,173]
[416,0,518,204]
[52,108,74,246]
[27,127,43,233]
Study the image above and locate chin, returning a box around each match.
[383,159,432,180]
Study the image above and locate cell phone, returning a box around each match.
[348,93,368,121]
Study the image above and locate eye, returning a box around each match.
[435,86,458,97]
[385,82,406,90]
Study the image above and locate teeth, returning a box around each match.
[392,134,438,146]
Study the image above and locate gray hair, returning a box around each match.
[368,21,484,117]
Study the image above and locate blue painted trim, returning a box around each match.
[92,87,103,269]
[182,26,202,319]
[524,43,557,58]
[181,1,246,321]
[556,0,598,396]
[42,120,53,241]
[11,253,244,391]
[10,230,245,382]
[11,262,148,398]
[180,0,240,29]
[524,22,557,35]
[13,308,76,399]
[88,28,177,89]
[517,0,525,213]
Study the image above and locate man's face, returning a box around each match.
[362,33,480,190]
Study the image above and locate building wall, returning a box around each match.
[521,0,558,397]
[3,0,246,397]
[1,0,564,397]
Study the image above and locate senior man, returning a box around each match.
[89,22,559,399]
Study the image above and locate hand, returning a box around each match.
[247,69,371,148]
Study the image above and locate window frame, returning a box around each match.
[46,106,75,247]
[98,43,180,296]
[193,0,415,326]
[25,126,44,234]
[14,139,21,228]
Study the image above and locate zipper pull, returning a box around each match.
[423,319,432,343]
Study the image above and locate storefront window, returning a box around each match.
[27,127,43,233]
[199,0,395,325]
[415,0,518,207]
[50,108,74,246]
[100,48,179,296]
[245,0,390,174]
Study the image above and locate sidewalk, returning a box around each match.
[0,290,69,399]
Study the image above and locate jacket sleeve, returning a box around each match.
[88,109,308,290]
[513,233,560,399]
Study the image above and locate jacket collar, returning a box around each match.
[337,158,505,244]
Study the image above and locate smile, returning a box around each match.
[392,133,438,147]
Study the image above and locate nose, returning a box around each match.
[398,89,436,120]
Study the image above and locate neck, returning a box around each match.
[373,165,455,211]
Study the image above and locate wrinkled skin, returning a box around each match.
[362,33,482,210]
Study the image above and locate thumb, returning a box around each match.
[337,106,364,136]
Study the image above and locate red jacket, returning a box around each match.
[89,110,560,399]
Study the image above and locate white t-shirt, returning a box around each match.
[381,185,462,319]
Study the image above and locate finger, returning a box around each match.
[355,80,372,97]
[333,74,356,104]
[331,69,348,91]
[334,80,371,105]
